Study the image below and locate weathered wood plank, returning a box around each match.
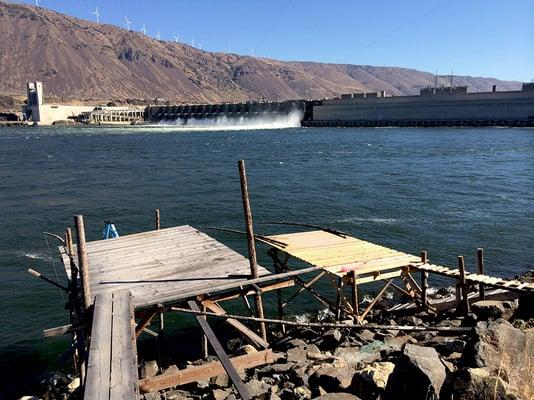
[138,350,275,393]
[85,293,113,400]
[187,300,251,400]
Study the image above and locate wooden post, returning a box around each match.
[350,271,359,317]
[65,228,74,256]
[458,256,469,315]
[420,251,428,309]
[201,305,209,359]
[271,249,286,333]
[75,215,92,310]
[155,209,161,230]
[335,277,344,321]
[477,248,485,300]
[238,160,267,341]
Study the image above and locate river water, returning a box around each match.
[0,125,532,393]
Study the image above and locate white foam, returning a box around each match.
[156,110,303,131]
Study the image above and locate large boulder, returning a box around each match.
[466,320,534,398]
[351,361,395,400]
[384,344,447,400]
[308,365,355,395]
[471,300,517,320]
[444,368,523,400]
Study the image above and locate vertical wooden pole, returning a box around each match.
[238,160,267,341]
[335,277,344,321]
[477,248,485,300]
[65,228,74,256]
[75,215,92,310]
[420,251,428,309]
[272,249,286,333]
[458,256,469,315]
[201,304,209,359]
[155,209,161,230]
[350,271,359,317]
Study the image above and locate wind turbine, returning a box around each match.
[35,0,39,6]
[198,43,202,50]
[92,6,101,23]
[190,39,195,47]
[173,36,180,43]
[124,16,132,30]
[155,31,161,40]
[140,24,147,35]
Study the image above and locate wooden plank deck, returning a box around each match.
[262,230,419,278]
[60,225,271,308]
[85,290,139,400]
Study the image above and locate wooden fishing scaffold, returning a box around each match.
[29,160,533,400]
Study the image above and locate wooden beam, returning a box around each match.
[155,209,161,230]
[202,300,269,349]
[187,300,251,400]
[477,248,485,300]
[201,280,294,303]
[458,256,470,315]
[421,251,428,309]
[282,272,325,308]
[238,160,266,341]
[359,279,393,322]
[74,215,92,310]
[350,271,359,317]
[138,350,274,393]
[43,324,72,338]
[135,309,158,338]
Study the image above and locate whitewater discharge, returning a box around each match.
[156,110,303,131]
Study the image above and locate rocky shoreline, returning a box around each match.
[20,283,533,400]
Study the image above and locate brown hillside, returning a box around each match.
[0,1,522,103]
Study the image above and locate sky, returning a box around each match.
[18,0,534,82]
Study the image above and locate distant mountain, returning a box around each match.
[0,1,522,104]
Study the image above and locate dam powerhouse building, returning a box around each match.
[304,83,534,127]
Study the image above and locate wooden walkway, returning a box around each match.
[263,230,419,283]
[410,263,534,292]
[84,290,139,400]
[60,225,272,308]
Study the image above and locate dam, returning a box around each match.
[305,83,534,127]
[144,99,312,125]
[16,82,534,127]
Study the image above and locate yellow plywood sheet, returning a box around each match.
[264,230,419,277]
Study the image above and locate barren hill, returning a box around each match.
[0,1,522,104]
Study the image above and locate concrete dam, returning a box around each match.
[144,84,534,128]
[145,99,315,126]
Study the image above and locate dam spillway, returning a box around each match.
[144,99,312,125]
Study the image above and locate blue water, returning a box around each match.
[0,125,533,393]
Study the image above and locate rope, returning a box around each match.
[44,233,65,301]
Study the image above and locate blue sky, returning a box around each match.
[20,0,534,81]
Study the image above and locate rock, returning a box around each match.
[245,378,271,399]
[142,392,161,400]
[226,338,242,352]
[211,373,229,388]
[312,394,362,400]
[443,368,524,400]
[165,389,192,400]
[294,386,312,399]
[434,338,466,356]
[351,361,395,399]
[471,300,517,320]
[140,360,159,378]
[287,343,320,363]
[308,365,355,395]
[162,364,179,375]
[211,388,233,400]
[334,341,393,367]
[67,377,80,392]
[236,344,257,355]
[384,343,447,399]
[318,329,342,350]
[357,329,375,343]
[467,320,534,396]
